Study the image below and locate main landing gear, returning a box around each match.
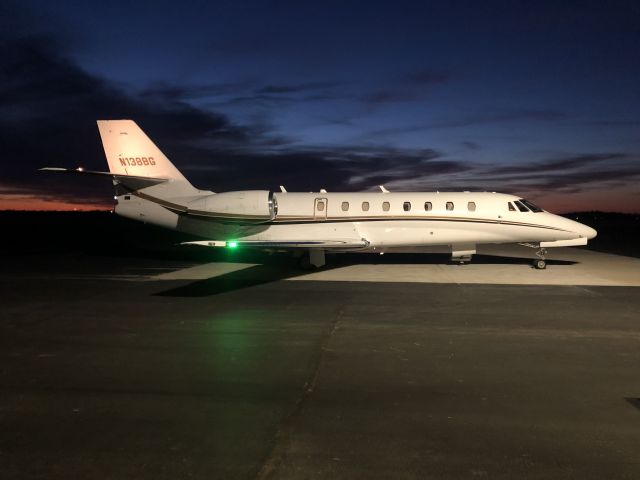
[451,244,476,265]
[297,249,326,270]
[533,247,547,270]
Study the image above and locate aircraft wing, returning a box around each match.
[181,239,369,250]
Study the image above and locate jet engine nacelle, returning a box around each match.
[188,190,276,222]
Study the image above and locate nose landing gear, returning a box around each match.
[533,247,547,270]
[519,243,549,269]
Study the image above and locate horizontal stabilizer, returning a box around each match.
[181,239,369,250]
[40,167,168,190]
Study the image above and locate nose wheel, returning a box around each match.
[533,248,547,269]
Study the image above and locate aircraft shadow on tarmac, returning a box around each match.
[626,397,640,411]
[154,253,577,297]
[154,263,318,297]
[331,253,578,266]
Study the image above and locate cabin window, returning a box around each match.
[467,201,476,212]
[424,201,432,211]
[446,201,454,211]
[403,202,411,212]
[362,201,370,211]
[520,199,543,212]
[317,201,325,211]
[514,200,529,212]
[382,201,390,212]
[341,201,349,211]
[508,202,516,211]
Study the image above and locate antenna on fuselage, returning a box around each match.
[379,185,390,193]
[279,185,287,193]
[320,188,327,193]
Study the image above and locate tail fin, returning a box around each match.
[97,120,191,183]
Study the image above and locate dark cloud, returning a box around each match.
[218,92,337,107]
[461,141,480,150]
[0,33,459,204]
[405,70,452,86]
[181,146,457,192]
[385,151,640,197]
[196,81,345,108]
[0,34,261,204]
[140,81,254,101]
[1,29,637,212]
[360,71,452,106]
[486,153,628,175]
[364,109,568,138]
[507,167,640,193]
[433,109,568,128]
[362,91,419,105]
[140,81,343,105]
[256,82,341,94]
[587,119,640,127]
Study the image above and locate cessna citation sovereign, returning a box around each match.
[42,120,597,269]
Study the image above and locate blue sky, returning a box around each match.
[1,0,639,211]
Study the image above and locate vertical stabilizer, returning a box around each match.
[97,120,190,182]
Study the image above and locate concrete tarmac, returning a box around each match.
[154,244,640,286]
[1,246,640,479]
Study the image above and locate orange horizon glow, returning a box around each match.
[0,196,112,212]
[532,189,640,215]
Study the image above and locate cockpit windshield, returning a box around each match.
[519,199,543,212]
[513,200,529,212]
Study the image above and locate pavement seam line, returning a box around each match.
[256,308,344,480]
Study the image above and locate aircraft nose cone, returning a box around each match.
[576,222,597,240]
[584,225,597,240]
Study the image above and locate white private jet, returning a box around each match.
[42,120,597,269]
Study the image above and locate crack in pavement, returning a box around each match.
[256,308,344,479]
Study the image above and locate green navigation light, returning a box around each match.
[227,241,238,248]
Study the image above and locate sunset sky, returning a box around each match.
[1,0,639,212]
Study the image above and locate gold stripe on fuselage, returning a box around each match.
[129,191,568,232]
